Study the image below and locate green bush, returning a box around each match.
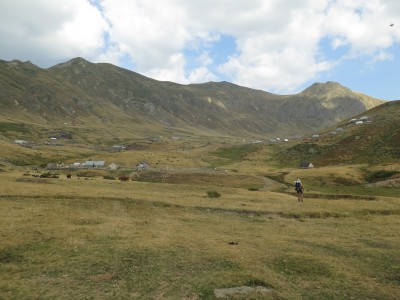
[77,172,97,178]
[40,172,59,178]
[244,278,270,287]
[207,191,221,198]
[248,187,259,191]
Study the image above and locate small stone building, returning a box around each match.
[299,162,314,169]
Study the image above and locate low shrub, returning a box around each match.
[244,278,271,287]
[39,172,59,178]
[248,187,259,191]
[207,191,221,198]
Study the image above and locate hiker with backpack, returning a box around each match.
[295,179,304,202]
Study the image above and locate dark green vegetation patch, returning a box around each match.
[207,191,221,198]
[366,170,399,182]
[0,248,24,264]
[210,144,260,166]
[0,122,30,134]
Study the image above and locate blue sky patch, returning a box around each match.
[183,33,237,80]
[307,43,400,100]
[317,36,349,61]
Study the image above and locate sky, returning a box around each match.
[0,0,399,100]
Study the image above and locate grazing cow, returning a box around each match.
[66,174,72,179]
[119,176,130,181]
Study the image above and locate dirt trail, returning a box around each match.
[258,176,287,191]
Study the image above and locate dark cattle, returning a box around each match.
[66,174,72,179]
[119,176,130,181]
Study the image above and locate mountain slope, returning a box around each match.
[47,58,291,136]
[282,100,400,165]
[274,81,383,132]
[0,58,385,142]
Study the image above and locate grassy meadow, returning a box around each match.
[0,141,400,299]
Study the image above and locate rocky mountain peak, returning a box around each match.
[1,59,39,70]
[50,57,91,69]
[300,81,356,99]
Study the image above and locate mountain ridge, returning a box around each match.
[0,57,385,142]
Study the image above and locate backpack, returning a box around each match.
[295,181,301,191]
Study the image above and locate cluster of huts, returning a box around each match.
[269,137,289,143]
[309,115,372,139]
[46,160,150,171]
[349,116,372,125]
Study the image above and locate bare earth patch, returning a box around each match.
[214,286,273,298]
[366,178,400,188]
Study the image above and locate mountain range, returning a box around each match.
[0,57,386,143]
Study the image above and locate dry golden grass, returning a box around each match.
[1,164,400,299]
[1,138,400,299]
[285,164,366,182]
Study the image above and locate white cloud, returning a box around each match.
[188,67,218,83]
[100,0,189,69]
[0,0,108,66]
[0,0,399,94]
[144,52,187,83]
[323,0,393,56]
[372,50,394,62]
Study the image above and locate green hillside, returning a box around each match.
[277,100,400,166]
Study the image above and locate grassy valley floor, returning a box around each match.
[1,170,399,299]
